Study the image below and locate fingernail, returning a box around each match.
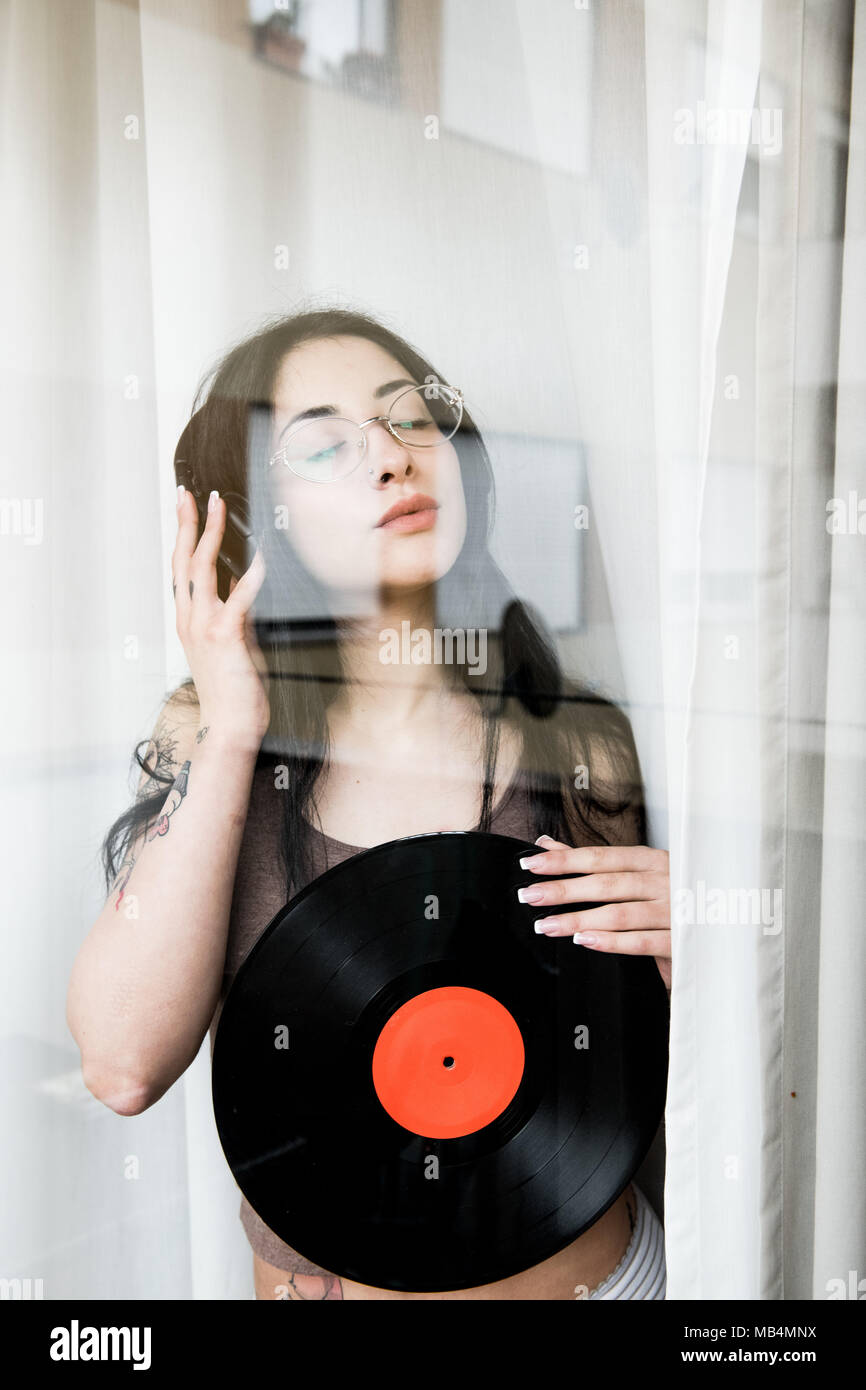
[208,489,219,513]
[536,834,556,844]
[176,484,185,508]
[573,933,597,946]
[534,922,554,934]
[517,887,545,904]
[519,855,546,870]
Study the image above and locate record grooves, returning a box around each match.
[212,831,669,1292]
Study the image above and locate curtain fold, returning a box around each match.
[813,0,866,1299]
[1,0,199,1298]
[646,0,769,1302]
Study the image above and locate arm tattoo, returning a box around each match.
[112,759,192,910]
[278,1273,344,1301]
[111,718,198,911]
[146,760,191,840]
[136,731,180,802]
[112,847,137,913]
[195,726,209,743]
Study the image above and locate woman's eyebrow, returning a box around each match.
[276,378,418,442]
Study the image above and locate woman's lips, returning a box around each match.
[378,507,439,533]
[375,492,439,528]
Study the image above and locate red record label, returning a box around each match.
[371,985,525,1138]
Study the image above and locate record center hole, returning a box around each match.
[442,1056,455,1069]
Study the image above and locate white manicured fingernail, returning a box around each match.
[176,484,185,507]
[208,489,219,513]
[517,887,545,904]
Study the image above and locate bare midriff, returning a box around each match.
[252,1184,636,1301]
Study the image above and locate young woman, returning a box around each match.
[67,307,672,1300]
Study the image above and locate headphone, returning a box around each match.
[173,412,256,595]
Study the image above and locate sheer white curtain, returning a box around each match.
[577,0,865,1300]
[2,0,862,1300]
[648,0,865,1300]
[644,0,771,1300]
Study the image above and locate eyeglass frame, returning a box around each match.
[266,382,465,483]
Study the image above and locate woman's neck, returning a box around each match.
[330,588,465,729]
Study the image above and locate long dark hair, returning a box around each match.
[101,304,646,900]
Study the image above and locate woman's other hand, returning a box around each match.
[517,836,672,990]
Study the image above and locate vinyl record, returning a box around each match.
[212,831,669,1292]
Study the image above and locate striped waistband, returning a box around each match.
[587,1184,666,1300]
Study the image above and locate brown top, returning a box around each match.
[207,757,538,1277]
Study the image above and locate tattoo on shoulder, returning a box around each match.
[277,1273,344,1301]
[196,726,209,743]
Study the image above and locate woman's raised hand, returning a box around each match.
[173,486,270,748]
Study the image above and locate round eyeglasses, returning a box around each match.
[268,381,464,483]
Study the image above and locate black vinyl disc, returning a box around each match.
[212,831,669,1292]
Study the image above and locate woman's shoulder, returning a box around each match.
[149,678,201,743]
[133,680,201,793]
[557,687,640,773]
[557,688,646,847]
[162,677,201,719]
